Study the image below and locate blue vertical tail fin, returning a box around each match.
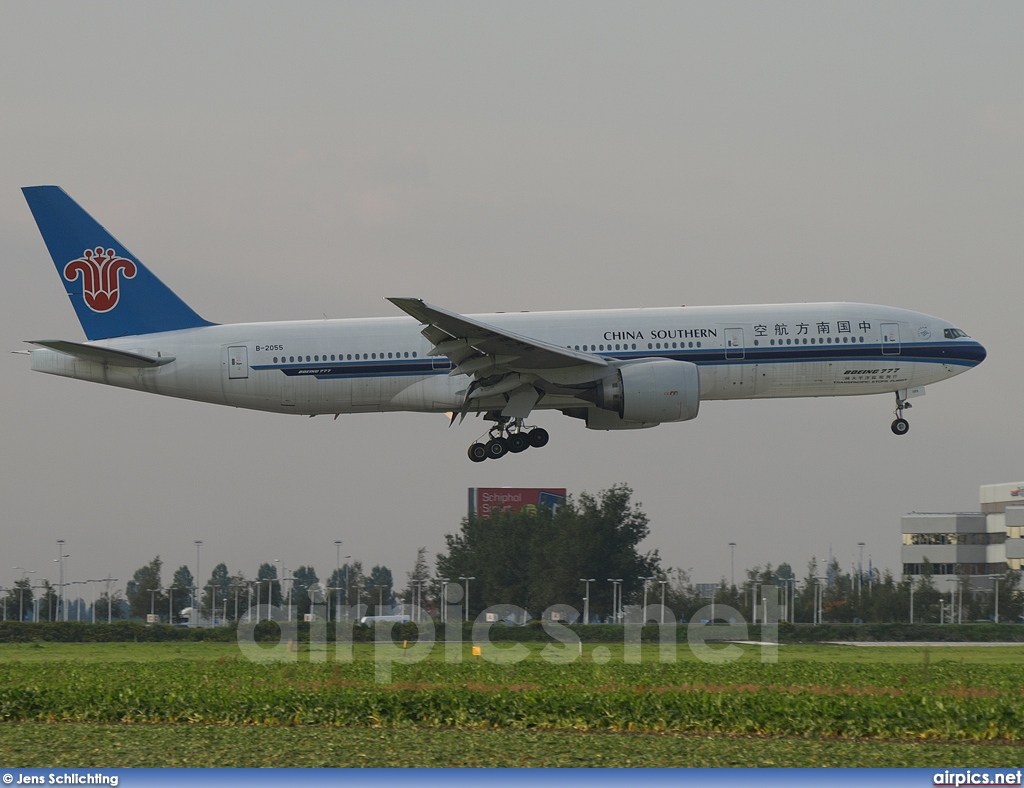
[22,186,214,340]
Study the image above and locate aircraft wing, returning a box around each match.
[388,298,606,421]
[387,298,606,373]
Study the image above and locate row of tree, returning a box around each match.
[2,559,398,623]
[1,578,129,622]
[119,559,400,623]
[6,485,1020,624]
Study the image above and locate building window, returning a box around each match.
[902,532,1005,546]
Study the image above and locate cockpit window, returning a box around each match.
[944,328,969,339]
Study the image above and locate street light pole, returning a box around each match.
[438,578,448,624]
[728,542,736,588]
[659,579,668,624]
[992,575,1001,623]
[415,579,427,623]
[70,580,86,621]
[273,559,283,621]
[640,576,655,623]
[580,578,595,625]
[194,541,203,626]
[458,576,475,622]
[857,542,865,601]
[816,577,827,625]
[334,541,343,622]
[343,556,351,619]
[608,579,622,623]
[207,584,217,626]
[104,576,118,624]
[56,540,68,621]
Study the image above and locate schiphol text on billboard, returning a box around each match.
[468,487,567,519]
[235,587,781,682]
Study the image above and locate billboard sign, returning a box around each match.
[469,487,567,518]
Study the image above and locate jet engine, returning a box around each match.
[575,359,700,429]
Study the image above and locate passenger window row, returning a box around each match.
[273,351,419,364]
[755,336,866,346]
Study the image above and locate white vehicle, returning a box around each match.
[21,186,986,460]
[359,615,411,626]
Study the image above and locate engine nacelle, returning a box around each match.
[579,359,700,426]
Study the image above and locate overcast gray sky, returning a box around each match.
[1,2,1021,602]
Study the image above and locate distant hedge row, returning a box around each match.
[0,619,1020,644]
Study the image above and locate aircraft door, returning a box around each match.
[723,327,755,396]
[724,328,745,360]
[881,323,901,355]
[228,346,249,379]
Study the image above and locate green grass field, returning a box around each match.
[4,724,1024,768]
[2,639,1022,664]
[1,640,1023,767]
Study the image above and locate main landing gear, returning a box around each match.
[468,417,549,462]
[891,391,911,436]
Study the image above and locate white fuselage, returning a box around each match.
[30,302,984,418]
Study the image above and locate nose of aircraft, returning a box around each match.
[968,340,987,365]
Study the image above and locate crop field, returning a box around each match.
[2,641,1023,767]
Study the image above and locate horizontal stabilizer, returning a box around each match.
[28,340,175,367]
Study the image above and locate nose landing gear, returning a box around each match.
[467,417,549,462]
[891,391,911,436]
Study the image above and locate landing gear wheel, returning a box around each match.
[528,427,550,448]
[891,418,910,436]
[486,437,509,459]
[507,433,529,453]
[468,443,488,462]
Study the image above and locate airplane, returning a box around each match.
[20,186,986,462]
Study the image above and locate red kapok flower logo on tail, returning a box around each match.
[63,247,137,312]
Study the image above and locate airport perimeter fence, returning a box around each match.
[0,619,1021,644]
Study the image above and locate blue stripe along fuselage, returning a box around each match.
[251,340,985,378]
